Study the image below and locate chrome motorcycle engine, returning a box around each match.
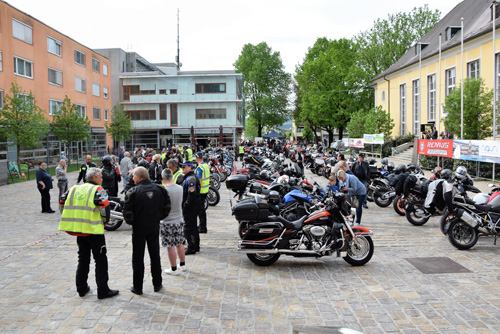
[299,225,331,251]
[310,226,326,237]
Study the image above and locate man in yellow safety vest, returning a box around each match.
[184,145,193,162]
[58,167,119,299]
[195,152,210,233]
[167,159,184,185]
[238,142,245,161]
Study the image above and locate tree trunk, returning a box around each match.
[313,126,319,144]
[327,129,333,147]
[258,122,263,138]
[338,126,344,140]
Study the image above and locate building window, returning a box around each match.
[0,90,4,109]
[104,109,108,121]
[445,26,461,41]
[76,104,86,118]
[48,68,63,86]
[170,89,177,94]
[195,83,226,94]
[103,63,108,76]
[412,79,420,136]
[92,83,100,97]
[160,104,167,120]
[467,60,480,79]
[75,77,86,93]
[12,19,32,44]
[14,56,33,78]
[74,50,85,66]
[47,36,62,56]
[103,86,109,99]
[159,89,167,95]
[0,50,3,71]
[128,110,156,120]
[93,107,101,120]
[49,99,63,116]
[427,74,436,121]
[195,108,226,119]
[445,68,456,96]
[170,104,178,126]
[400,84,406,136]
[122,85,155,101]
[92,58,100,73]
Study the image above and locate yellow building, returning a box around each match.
[372,0,500,139]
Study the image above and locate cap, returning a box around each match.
[358,153,365,158]
[180,161,195,168]
[61,151,65,154]
[195,152,203,159]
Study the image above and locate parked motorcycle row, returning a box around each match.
[226,147,374,267]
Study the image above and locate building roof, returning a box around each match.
[373,0,497,82]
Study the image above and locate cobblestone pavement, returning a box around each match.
[1,165,500,333]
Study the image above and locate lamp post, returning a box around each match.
[461,17,464,139]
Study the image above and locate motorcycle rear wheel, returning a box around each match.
[211,177,220,190]
[373,192,392,207]
[343,235,374,266]
[439,210,456,235]
[207,187,220,206]
[246,253,281,266]
[104,202,123,231]
[405,202,430,226]
[218,170,228,182]
[393,195,406,216]
[448,218,478,250]
[238,221,249,238]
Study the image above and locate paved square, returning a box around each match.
[1,165,500,333]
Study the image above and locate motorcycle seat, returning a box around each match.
[277,215,308,230]
[474,204,500,213]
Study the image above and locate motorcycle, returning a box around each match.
[105,196,125,231]
[236,192,374,267]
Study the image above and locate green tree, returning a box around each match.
[51,96,91,163]
[302,126,314,143]
[443,78,493,140]
[243,115,259,140]
[295,38,370,143]
[347,106,394,139]
[105,104,133,143]
[355,5,441,79]
[234,42,291,137]
[0,82,49,167]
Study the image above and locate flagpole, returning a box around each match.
[438,34,442,136]
[461,18,464,139]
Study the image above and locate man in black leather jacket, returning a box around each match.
[351,153,369,208]
[180,161,201,255]
[77,155,97,184]
[101,156,119,197]
[123,166,171,295]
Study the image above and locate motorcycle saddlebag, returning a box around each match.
[226,175,249,191]
[369,165,378,173]
[233,199,270,221]
[241,222,284,245]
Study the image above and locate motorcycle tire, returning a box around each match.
[366,189,374,202]
[447,218,478,250]
[211,177,221,190]
[203,196,209,210]
[342,235,374,266]
[238,221,249,238]
[405,202,430,226]
[246,253,281,266]
[393,195,406,216]
[439,210,456,235]
[207,187,220,206]
[104,202,123,231]
[373,192,392,208]
[218,170,228,182]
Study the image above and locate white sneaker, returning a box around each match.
[179,264,187,272]
[165,268,179,276]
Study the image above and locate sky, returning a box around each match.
[6,0,460,74]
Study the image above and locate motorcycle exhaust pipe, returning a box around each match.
[238,248,278,254]
[458,210,479,229]
[110,211,123,220]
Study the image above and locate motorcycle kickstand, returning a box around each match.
[494,234,498,246]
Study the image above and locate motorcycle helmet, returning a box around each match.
[387,162,395,172]
[441,169,452,180]
[277,175,289,185]
[394,164,406,174]
[407,163,417,173]
[368,158,377,165]
[381,158,388,165]
[259,170,271,180]
[455,166,467,180]
[137,159,150,169]
[268,191,280,205]
[102,155,112,167]
[432,166,442,179]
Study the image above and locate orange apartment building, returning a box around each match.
[0,0,112,163]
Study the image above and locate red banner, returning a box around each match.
[417,140,453,158]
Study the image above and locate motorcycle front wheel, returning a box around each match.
[448,218,478,250]
[373,191,392,207]
[104,202,123,231]
[405,202,430,226]
[246,253,281,266]
[393,195,406,216]
[343,235,374,266]
[211,176,220,190]
[207,187,220,206]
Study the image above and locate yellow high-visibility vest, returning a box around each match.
[58,183,104,235]
[173,168,183,184]
[186,148,193,162]
[239,145,245,154]
[196,163,210,194]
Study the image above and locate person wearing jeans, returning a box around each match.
[337,170,367,226]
